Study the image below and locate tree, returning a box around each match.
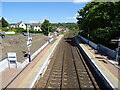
[2,17,9,27]
[77,2,120,49]
[41,19,51,35]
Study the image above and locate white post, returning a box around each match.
[27,25,31,62]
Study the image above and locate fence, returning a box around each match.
[77,35,116,59]
[77,35,97,50]
[97,44,116,59]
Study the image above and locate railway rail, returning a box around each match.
[35,33,100,89]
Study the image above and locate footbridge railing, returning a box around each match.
[77,35,117,60]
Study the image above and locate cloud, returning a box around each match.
[66,17,76,19]
[66,13,79,20]
[28,20,38,23]
[3,18,17,23]
[41,16,47,18]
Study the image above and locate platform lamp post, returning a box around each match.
[27,24,32,62]
[48,25,51,37]
[111,38,120,65]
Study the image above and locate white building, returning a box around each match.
[32,23,42,31]
[10,24,16,28]
[10,22,31,30]
[15,21,26,30]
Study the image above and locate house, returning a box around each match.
[15,21,26,30]
[10,24,16,28]
[10,22,31,30]
[32,23,42,31]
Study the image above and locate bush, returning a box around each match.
[14,28,43,34]
[22,30,43,33]
[14,28,24,33]
[35,31,43,33]
[2,28,8,31]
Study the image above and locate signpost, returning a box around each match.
[7,52,17,68]
[111,39,120,65]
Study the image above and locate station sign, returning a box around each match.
[27,37,32,47]
[111,39,120,44]
[7,53,17,62]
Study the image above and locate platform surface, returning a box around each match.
[79,43,120,89]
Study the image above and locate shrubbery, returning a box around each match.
[14,28,24,33]
[14,28,43,33]
[2,28,8,31]
[29,30,43,33]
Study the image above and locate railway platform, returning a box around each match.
[75,36,120,89]
[1,35,63,89]
[1,33,120,89]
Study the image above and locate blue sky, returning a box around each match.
[2,2,87,23]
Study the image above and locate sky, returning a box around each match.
[2,2,87,24]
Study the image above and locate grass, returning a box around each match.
[8,30,15,32]
[73,30,79,36]
[5,33,20,36]
[60,31,68,35]
[5,34,17,36]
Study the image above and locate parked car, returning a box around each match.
[22,32,28,36]
[0,33,5,38]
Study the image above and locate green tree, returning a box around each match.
[2,17,9,27]
[41,19,51,35]
[77,2,120,49]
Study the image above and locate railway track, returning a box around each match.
[35,33,100,89]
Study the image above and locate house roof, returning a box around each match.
[16,21,23,26]
[32,23,41,26]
